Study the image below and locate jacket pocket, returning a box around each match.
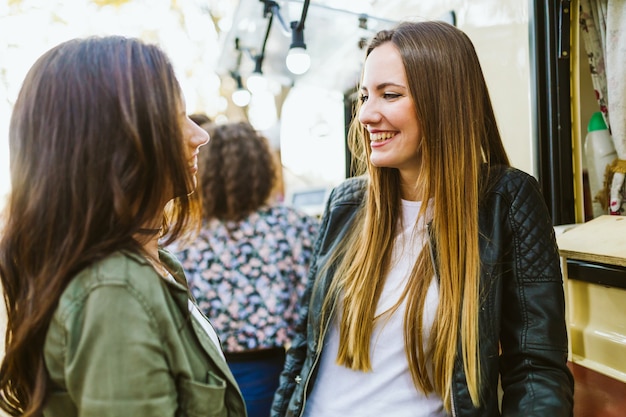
[178,371,228,417]
[42,391,77,417]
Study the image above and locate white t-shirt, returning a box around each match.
[303,200,446,417]
[163,271,224,359]
[189,299,225,360]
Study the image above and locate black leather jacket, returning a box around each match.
[271,166,574,417]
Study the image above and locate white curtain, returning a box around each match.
[580,0,626,215]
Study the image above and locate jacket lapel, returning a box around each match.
[158,249,240,389]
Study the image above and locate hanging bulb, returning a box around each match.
[231,73,251,107]
[247,72,268,94]
[247,55,268,94]
[232,88,251,107]
[286,21,310,75]
[286,47,310,75]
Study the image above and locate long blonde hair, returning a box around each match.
[319,21,509,411]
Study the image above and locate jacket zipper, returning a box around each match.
[297,296,338,417]
[451,391,458,417]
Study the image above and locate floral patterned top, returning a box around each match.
[172,205,319,353]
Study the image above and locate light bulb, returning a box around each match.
[286,47,311,75]
[247,72,268,94]
[231,88,251,107]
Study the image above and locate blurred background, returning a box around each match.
[0,0,535,214]
[0,1,535,389]
[4,4,626,416]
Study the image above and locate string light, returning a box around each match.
[286,20,310,75]
[231,73,250,107]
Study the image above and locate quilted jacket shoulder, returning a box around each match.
[326,175,367,207]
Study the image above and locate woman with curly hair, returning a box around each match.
[173,121,319,417]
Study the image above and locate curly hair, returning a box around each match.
[200,121,277,221]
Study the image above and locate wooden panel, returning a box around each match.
[569,362,626,417]
[557,215,626,267]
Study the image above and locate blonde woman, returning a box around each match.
[271,21,573,417]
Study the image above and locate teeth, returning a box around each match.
[370,132,394,142]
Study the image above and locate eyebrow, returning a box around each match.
[360,82,407,92]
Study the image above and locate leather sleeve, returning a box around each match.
[497,171,574,416]
[271,177,367,417]
[270,184,338,417]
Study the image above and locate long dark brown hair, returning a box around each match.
[0,36,199,416]
[321,20,510,411]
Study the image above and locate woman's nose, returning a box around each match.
[358,100,381,126]
[190,122,209,148]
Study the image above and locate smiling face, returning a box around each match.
[358,42,422,183]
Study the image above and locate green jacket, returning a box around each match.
[43,249,247,417]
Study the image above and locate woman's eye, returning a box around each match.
[383,93,400,99]
[359,92,400,103]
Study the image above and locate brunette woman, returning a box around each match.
[0,36,246,417]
